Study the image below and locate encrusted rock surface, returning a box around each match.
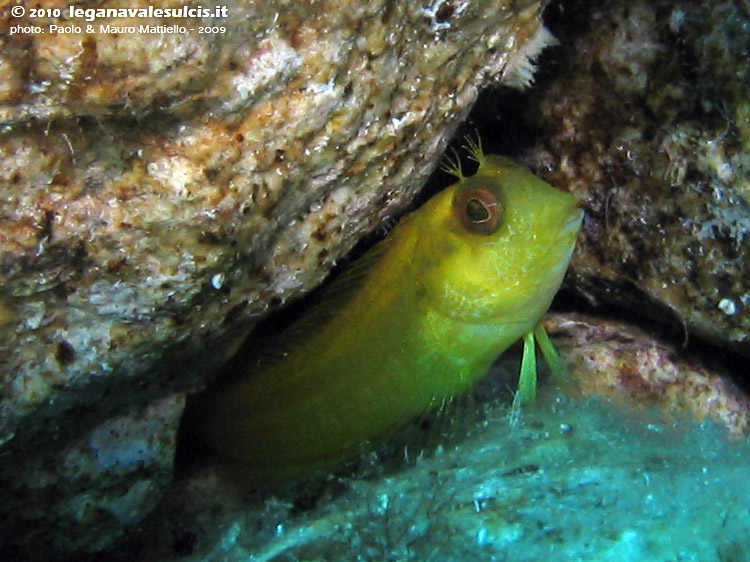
[5,394,185,553]
[0,0,551,557]
[524,0,750,356]
[546,312,750,437]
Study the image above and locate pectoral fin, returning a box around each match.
[512,321,568,408]
[514,331,538,407]
[534,321,568,381]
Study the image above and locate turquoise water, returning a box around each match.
[160,372,750,562]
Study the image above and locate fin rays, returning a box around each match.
[512,320,570,410]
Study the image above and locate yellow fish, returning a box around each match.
[185,140,583,479]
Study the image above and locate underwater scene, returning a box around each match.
[1,0,749,560]
[158,364,750,562]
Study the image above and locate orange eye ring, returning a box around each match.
[454,187,503,235]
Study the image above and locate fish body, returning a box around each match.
[186,147,583,478]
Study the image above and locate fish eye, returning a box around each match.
[454,187,503,235]
[466,198,490,222]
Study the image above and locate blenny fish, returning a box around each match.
[185,140,583,479]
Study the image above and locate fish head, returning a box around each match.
[416,154,583,324]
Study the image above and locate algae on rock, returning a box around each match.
[523,0,750,357]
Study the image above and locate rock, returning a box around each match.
[545,312,750,438]
[2,395,184,554]
[523,0,750,356]
[0,0,551,556]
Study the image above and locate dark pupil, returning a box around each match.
[466,198,490,223]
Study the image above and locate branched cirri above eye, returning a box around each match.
[454,187,504,235]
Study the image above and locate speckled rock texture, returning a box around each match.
[0,0,551,557]
[524,0,750,356]
[545,313,750,438]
